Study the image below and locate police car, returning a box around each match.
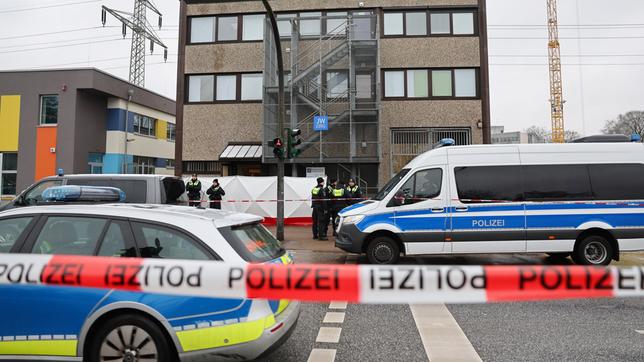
[0,187,299,361]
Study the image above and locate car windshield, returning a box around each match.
[372,169,411,201]
[219,223,285,263]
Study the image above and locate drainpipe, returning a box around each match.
[124,89,134,173]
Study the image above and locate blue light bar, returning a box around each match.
[433,138,456,149]
[631,133,641,142]
[42,186,126,203]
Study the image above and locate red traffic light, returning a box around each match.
[273,138,284,148]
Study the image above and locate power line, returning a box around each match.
[10,53,178,70]
[490,63,644,66]
[0,34,125,50]
[490,35,644,40]
[490,54,644,57]
[0,26,120,41]
[0,0,101,14]
[0,36,178,54]
[489,23,644,28]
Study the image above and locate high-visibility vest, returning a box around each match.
[332,188,345,197]
[347,186,359,193]
[312,187,322,196]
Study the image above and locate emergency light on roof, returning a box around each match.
[42,186,126,203]
[631,134,642,142]
[432,138,455,149]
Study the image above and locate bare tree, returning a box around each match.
[602,111,644,137]
[524,126,581,143]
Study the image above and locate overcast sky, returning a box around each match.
[0,0,642,135]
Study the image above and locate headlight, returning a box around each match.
[342,215,365,225]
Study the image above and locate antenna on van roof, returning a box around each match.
[432,138,455,149]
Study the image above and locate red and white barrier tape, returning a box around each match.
[182,198,368,204]
[1,254,642,304]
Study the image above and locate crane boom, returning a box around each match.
[547,0,565,143]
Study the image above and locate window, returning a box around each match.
[132,222,211,260]
[326,11,347,35]
[188,75,214,102]
[23,179,63,205]
[217,16,238,41]
[32,217,108,255]
[522,165,592,201]
[242,14,264,41]
[383,13,403,35]
[132,156,155,175]
[407,70,428,98]
[326,71,348,98]
[455,166,523,203]
[190,16,216,43]
[299,12,321,36]
[166,123,176,141]
[432,70,453,97]
[98,221,136,257]
[373,168,410,201]
[406,12,427,36]
[166,159,175,168]
[453,12,475,35]
[589,164,644,200]
[454,69,477,97]
[241,73,263,101]
[39,95,58,125]
[216,75,237,101]
[430,13,451,34]
[0,217,32,253]
[392,168,443,206]
[384,71,405,97]
[219,223,284,262]
[277,13,295,37]
[133,114,156,136]
[1,153,17,195]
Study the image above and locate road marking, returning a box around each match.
[410,304,482,362]
[323,312,346,324]
[307,348,337,362]
[329,301,347,309]
[636,330,644,334]
[316,327,342,343]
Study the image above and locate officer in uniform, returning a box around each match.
[186,174,202,207]
[311,177,327,240]
[329,179,346,237]
[206,179,226,209]
[345,178,363,206]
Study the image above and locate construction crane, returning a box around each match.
[547,0,565,143]
[101,0,168,87]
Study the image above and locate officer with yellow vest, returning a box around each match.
[186,174,202,207]
[345,178,363,206]
[329,179,346,237]
[311,177,328,240]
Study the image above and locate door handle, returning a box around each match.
[431,208,444,213]
[455,206,469,212]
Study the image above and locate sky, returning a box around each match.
[0,0,643,136]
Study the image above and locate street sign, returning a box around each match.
[313,115,329,131]
[306,167,326,178]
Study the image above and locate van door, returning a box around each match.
[448,147,526,253]
[390,167,449,254]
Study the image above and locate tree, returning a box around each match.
[602,111,644,137]
[524,126,581,143]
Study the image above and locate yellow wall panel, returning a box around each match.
[0,95,20,152]
[156,119,167,140]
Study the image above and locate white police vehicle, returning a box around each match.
[0,186,299,361]
[336,140,644,265]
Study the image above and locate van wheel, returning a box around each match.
[573,235,613,266]
[87,314,174,362]
[366,236,400,264]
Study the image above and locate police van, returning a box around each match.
[336,141,644,265]
[0,187,299,361]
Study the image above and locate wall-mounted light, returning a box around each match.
[359,2,365,7]
[476,120,483,129]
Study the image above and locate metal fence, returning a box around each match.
[390,128,471,175]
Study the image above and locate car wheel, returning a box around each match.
[366,236,400,264]
[87,314,174,362]
[573,235,613,266]
[546,252,571,259]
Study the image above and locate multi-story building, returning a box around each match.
[177,0,490,190]
[0,68,176,196]
[491,126,545,144]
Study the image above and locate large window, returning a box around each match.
[187,73,262,103]
[190,16,216,43]
[133,155,155,175]
[455,166,523,203]
[39,95,58,125]
[392,168,442,206]
[522,165,592,201]
[242,14,264,41]
[299,11,322,36]
[589,164,644,200]
[384,68,478,99]
[217,16,238,41]
[189,14,264,43]
[166,123,176,141]
[1,153,17,196]
[384,10,476,37]
[132,114,156,136]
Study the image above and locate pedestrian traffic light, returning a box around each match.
[287,128,302,159]
[270,137,284,160]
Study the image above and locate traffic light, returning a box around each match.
[287,128,302,159]
[269,137,284,160]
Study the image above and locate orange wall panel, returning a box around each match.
[35,127,57,181]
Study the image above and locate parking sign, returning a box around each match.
[313,115,329,131]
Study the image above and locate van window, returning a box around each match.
[67,179,147,203]
[373,168,410,201]
[391,169,442,206]
[522,165,592,201]
[219,223,284,263]
[0,217,33,253]
[162,177,187,204]
[589,164,644,200]
[455,166,523,203]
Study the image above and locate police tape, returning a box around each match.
[1,254,643,304]
[181,198,369,204]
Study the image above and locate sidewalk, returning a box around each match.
[266,225,341,253]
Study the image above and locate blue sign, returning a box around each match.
[313,115,329,131]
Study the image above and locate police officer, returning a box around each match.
[186,174,202,207]
[330,180,346,237]
[311,177,328,240]
[345,178,363,206]
[206,179,226,209]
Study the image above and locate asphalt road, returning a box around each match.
[260,244,644,362]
